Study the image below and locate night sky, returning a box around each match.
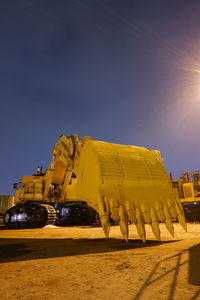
[1,0,200,194]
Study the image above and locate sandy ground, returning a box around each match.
[0,222,200,300]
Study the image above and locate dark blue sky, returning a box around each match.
[1,0,200,194]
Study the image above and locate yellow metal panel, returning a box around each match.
[182,182,195,198]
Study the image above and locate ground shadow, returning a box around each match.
[132,250,188,300]
[0,238,177,263]
[190,289,200,300]
[132,242,200,300]
[189,243,200,286]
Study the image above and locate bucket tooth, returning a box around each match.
[151,222,160,241]
[175,197,184,210]
[128,210,136,224]
[110,198,119,220]
[167,199,177,218]
[119,205,129,242]
[163,205,174,237]
[141,203,151,223]
[177,213,187,231]
[100,214,110,238]
[104,196,110,213]
[125,201,136,224]
[174,197,185,214]
[150,209,160,241]
[98,196,106,213]
[135,208,146,242]
[98,196,110,238]
[165,219,174,237]
[174,200,187,231]
[155,201,165,222]
[136,222,146,242]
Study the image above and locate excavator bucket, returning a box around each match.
[66,138,187,241]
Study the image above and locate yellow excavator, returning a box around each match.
[4,134,186,241]
[171,170,200,222]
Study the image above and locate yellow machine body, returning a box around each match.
[15,135,186,241]
[15,176,43,202]
[171,179,200,203]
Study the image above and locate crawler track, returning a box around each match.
[40,204,57,225]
